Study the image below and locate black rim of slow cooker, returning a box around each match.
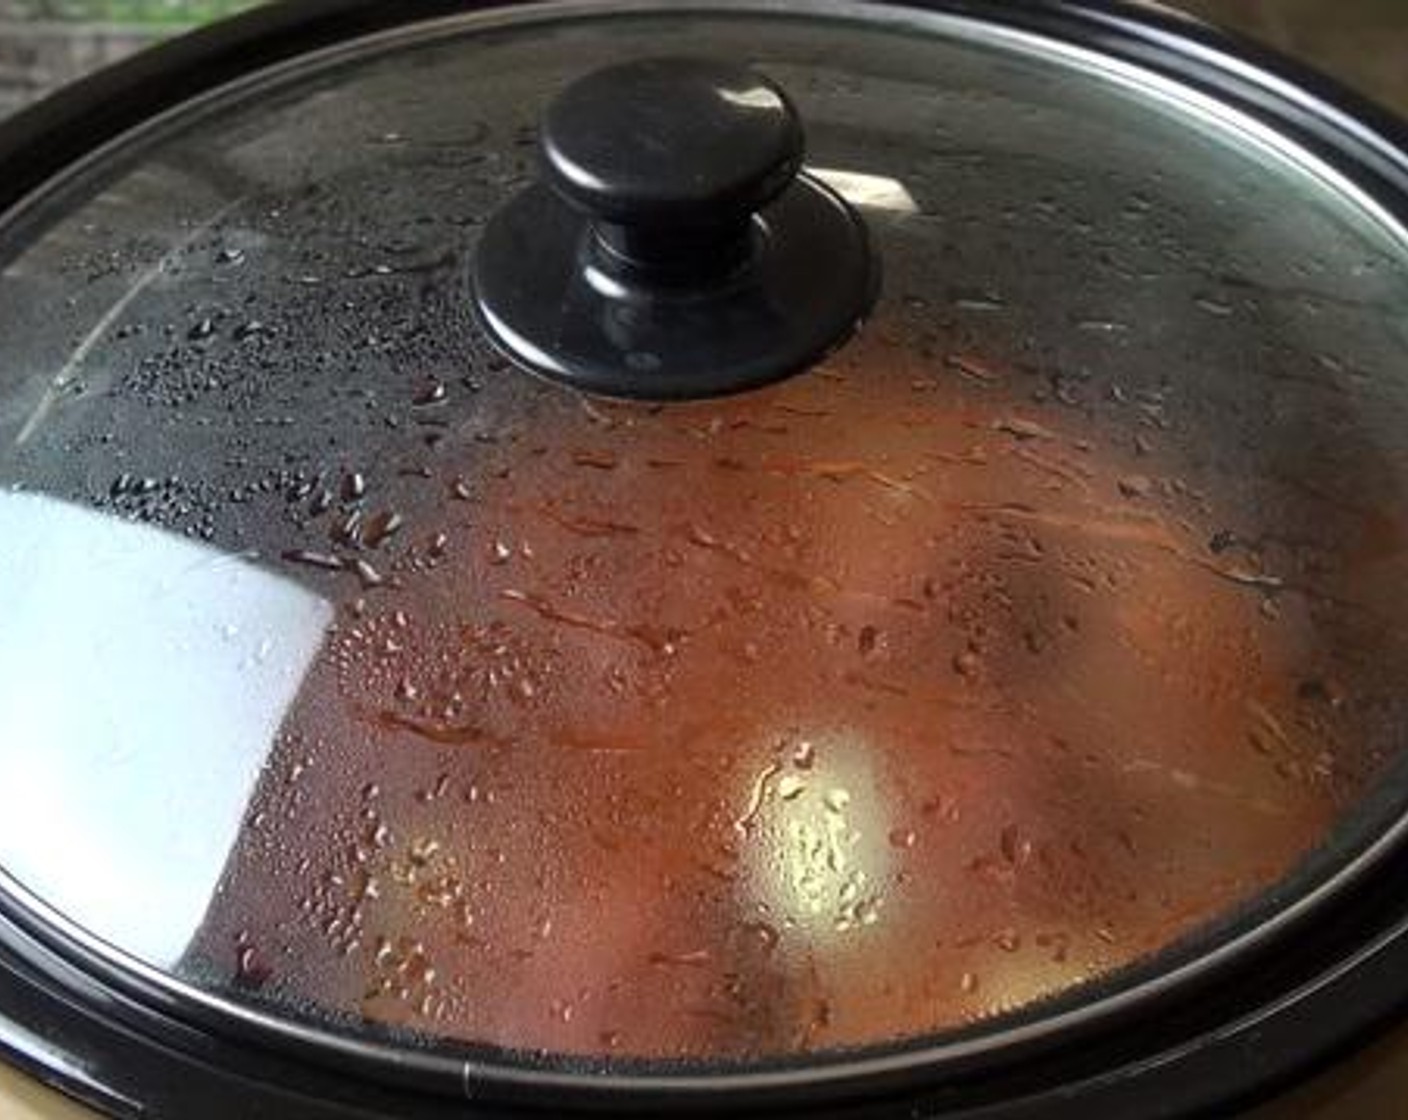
[4,1,1408,1117]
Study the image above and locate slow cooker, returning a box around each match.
[2,1,1408,1116]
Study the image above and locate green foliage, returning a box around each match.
[13,0,259,24]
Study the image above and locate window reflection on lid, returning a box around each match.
[0,491,331,967]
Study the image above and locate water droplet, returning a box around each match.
[362,509,405,549]
[572,449,620,470]
[946,354,998,384]
[951,290,1005,312]
[888,827,917,850]
[952,646,981,678]
[1208,529,1238,554]
[743,921,780,954]
[235,942,272,989]
[1117,474,1153,499]
[282,549,345,572]
[1194,295,1235,317]
[413,379,447,406]
[999,825,1030,865]
[857,625,879,656]
[1036,931,1071,962]
[332,509,364,547]
[993,416,1058,442]
[1297,677,1346,708]
[352,558,385,589]
[342,471,367,503]
[409,837,441,865]
[1075,318,1129,334]
[647,948,712,968]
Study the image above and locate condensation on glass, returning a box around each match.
[0,2,1407,1064]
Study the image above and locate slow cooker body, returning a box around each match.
[2,2,1408,1118]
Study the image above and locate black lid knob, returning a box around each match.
[542,57,803,231]
[472,57,878,400]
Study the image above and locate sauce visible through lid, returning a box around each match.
[190,328,1359,1059]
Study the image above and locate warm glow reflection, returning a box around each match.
[972,954,1099,1022]
[743,733,891,945]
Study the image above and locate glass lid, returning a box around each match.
[2,0,1408,1083]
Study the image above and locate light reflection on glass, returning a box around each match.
[743,732,891,946]
[809,167,919,213]
[0,492,331,966]
[718,86,785,112]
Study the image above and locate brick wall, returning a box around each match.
[0,3,1405,125]
[0,1,257,120]
[0,21,160,118]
